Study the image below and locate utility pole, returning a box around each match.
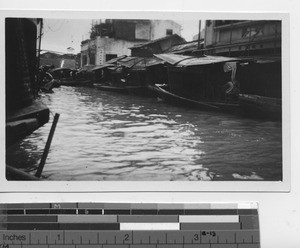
[198,20,201,50]
[35,19,43,97]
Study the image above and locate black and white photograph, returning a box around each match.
[1,0,299,247]
[4,13,286,185]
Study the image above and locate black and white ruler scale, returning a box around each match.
[0,202,260,248]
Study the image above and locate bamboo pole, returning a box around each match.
[35,113,60,178]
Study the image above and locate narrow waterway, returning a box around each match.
[6,86,282,181]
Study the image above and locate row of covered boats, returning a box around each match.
[44,53,282,120]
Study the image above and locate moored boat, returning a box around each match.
[148,84,241,113]
[92,66,127,93]
[94,83,127,93]
[238,57,282,119]
[148,54,246,114]
[54,65,94,87]
[239,94,281,119]
[50,67,73,80]
[92,57,143,93]
[125,57,165,96]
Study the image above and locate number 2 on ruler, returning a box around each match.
[124,233,129,241]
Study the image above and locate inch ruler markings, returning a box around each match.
[0,203,260,248]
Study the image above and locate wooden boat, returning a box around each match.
[92,63,129,93]
[91,57,158,96]
[50,67,73,80]
[40,78,60,93]
[94,83,127,93]
[58,64,99,87]
[148,84,240,113]
[150,54,247,114]
[239,94,281,119]
[125,57,165,96]
[237,57,282,119]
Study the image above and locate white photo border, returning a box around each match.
[0,10,290,192]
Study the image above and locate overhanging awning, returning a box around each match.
[117,57,145,68]
[91,64,115,71]
[154,54,193,65]
[154,53,242,67]
[165,41,201,54]
[131,57,165,69]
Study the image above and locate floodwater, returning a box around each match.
[6,86,282,181]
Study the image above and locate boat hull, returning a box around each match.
[148,84,240,114]
[94,84,128,93]
[239,94,282,120]
[58,80,93,87]
[125,85,154,96]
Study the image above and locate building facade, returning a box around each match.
[81,19,181,66]
[202,20,281,57]
[81,36,138,66]
[149,20,181,40]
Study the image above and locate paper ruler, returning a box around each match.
[0,202,260,248]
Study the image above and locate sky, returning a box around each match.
[41,19,92,54]
[41,19,202,54]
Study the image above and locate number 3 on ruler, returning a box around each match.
[194,233,199,241]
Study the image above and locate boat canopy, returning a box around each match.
[154,53,242,67]
[165,41,201,54]
[117,57,145,68]
[91,64,115,71]
[131,57,165,70]
[154,54,193,65]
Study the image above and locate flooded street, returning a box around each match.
[6,86,282,181]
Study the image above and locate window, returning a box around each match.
[89,53,95,65]
[166,29,173,36]
[106,54,118,62]
[82,55,87,65]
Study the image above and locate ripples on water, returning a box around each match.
[6,86,282,181]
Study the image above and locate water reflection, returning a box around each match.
[6,86,282,181]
